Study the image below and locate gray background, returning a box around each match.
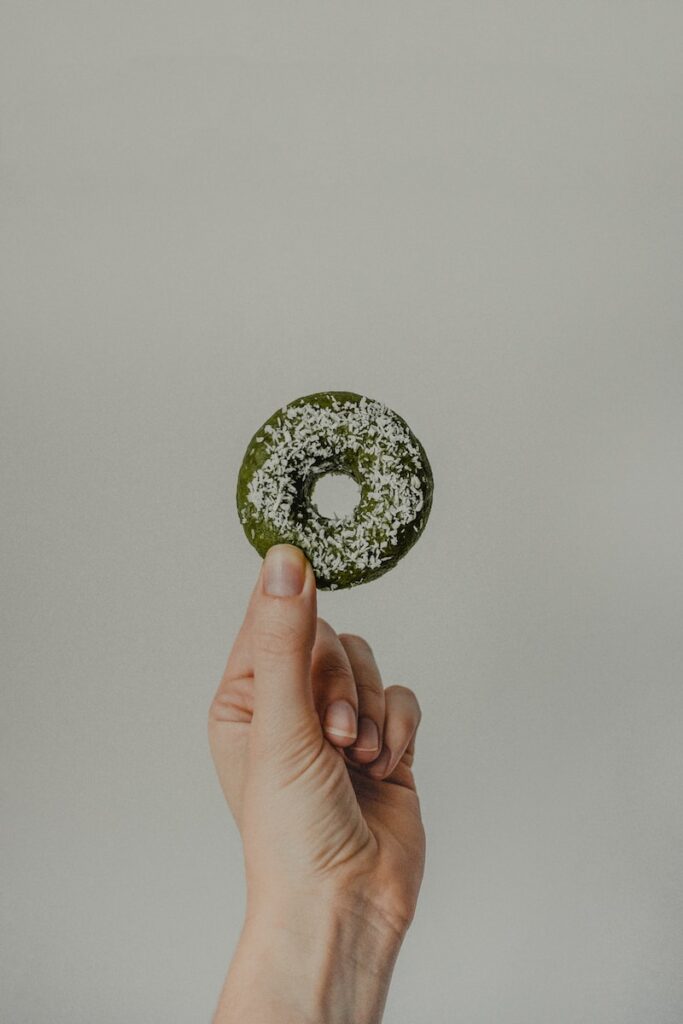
[2,3,682,1022]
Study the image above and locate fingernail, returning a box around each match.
[323,700,357,741]
[263,545,305,596]
[369,745,391,778]
[350,717,379,753]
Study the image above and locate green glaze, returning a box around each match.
[236,391,434,590]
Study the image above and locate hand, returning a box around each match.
[207,544,426,1022]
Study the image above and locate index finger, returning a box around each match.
[218,564,265,687]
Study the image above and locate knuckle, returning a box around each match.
[207,683,252,725]
[386,685,421,720]
[207,692,224,723]
[207,686,227,724]
[386,682,413,699]
[338,633,373,656]
[207,699,218,726]
[375,889,418,938]
[313,653,354,681]
[253,617,307,656]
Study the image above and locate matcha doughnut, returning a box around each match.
[236,391,433,590]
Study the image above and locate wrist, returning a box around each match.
[213,894,405,1024]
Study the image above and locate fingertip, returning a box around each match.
[262,544,309,597]
[347,717,381,763]
[322,699,357,746]
[367,745,392,779]
[324,729,357,747]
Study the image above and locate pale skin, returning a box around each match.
[207,543,426,1024]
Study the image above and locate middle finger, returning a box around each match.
[312,618,359,749]
[338,633,385,764]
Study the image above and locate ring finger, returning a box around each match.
[367,684,421,781]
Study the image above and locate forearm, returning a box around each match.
[212,896,405,1024]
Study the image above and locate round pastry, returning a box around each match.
[236,391,433,590]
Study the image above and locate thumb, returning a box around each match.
[249,544,321,758]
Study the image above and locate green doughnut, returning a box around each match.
[236,391,434,590]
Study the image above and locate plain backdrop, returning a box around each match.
[2,3,682,1022]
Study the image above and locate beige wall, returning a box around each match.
[2,3,682,1021]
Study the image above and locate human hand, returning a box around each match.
[207,543,426,1022]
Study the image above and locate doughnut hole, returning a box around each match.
[310,472,362,521]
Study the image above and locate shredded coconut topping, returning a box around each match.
[239,394,426,582]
